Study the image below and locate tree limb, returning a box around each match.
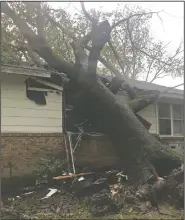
[111,11,162,30]
[136,114,152,130]
[107,76,124,94]
[45,12,74,39]
[86,45,137,98]
[87,20,111,79]
[85,45,125,79]
[145,41,171,81]
[18,42,45,66]
[2,2,75,78]
[151,74,168,81]
[43,7,93,52]
[126,19,174,66]
[108,40,126,76]
[2,2,36,41]
[162,83,184,93]
[150,44,184,82]
[128,91,160,113]
[35,2,45,38]
[80,2,97,24]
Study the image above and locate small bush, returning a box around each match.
[34,156,67,186]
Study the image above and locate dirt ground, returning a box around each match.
[1,187,184,219]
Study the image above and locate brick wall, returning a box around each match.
[1,133,66,178]
[3,132,182,179]
[74,135,122,169]
[1,133,122,179]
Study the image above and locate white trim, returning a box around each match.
[160,92,183,100]
[1,64,51,78]
[27,87,59,93]
[32,78,63,91]
[156,103,159,134]
[159,135,184,138]
[170,104,173,136]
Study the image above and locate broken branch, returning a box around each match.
[128,91,160,113]
[80,2,97,24]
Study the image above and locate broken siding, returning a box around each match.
[1,74,63,133]
[137,104,157,134]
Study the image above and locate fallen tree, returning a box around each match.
[2,2,183,208]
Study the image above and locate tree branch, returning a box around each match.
[87,20,111,79]
[80,2,110,80]
[45,12,74,39]
[44,8,94,74]
[129,91,160,113]
[151,74,168,82]
[108,40,126,76]
[2,2,36,40]
[162,83,184,93]
[136,114,152,130]
[86,45,121,78]
[111,11,162,30]
[150,45,184,82]
[35,2,45,38]
[126,19,173,66]
[145,41,171,81]
[86,45,137,98]
[18,42,45,66]
[2,2,75,78]
[80,2,97,24]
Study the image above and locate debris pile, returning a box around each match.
[52,168,129,216]
[2,165,184,219]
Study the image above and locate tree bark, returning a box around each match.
[68,78,182,183]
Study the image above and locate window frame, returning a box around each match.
[156,102,184,137]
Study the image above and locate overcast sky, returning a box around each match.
[49,2,184,90]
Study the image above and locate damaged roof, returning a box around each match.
[99,75,183,100]
[2,64,183,99]
[127,78,183,96]
[127,79,183,100]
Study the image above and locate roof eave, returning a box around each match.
[1,64,51,78]
[160,92,183,100]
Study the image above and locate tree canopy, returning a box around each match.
[2,2,183,82]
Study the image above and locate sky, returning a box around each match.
[49,2,184,90]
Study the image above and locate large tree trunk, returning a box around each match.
[67,77,182,183]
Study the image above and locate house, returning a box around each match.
[1,64,183,179]
[121,78,184,155]
[1,64,65,178]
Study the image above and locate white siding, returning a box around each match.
[137,104,157,134]
[1,74,63,133]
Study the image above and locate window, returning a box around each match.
[173,104,184,136]
[158,103,184,136]
[158,103,171,135]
